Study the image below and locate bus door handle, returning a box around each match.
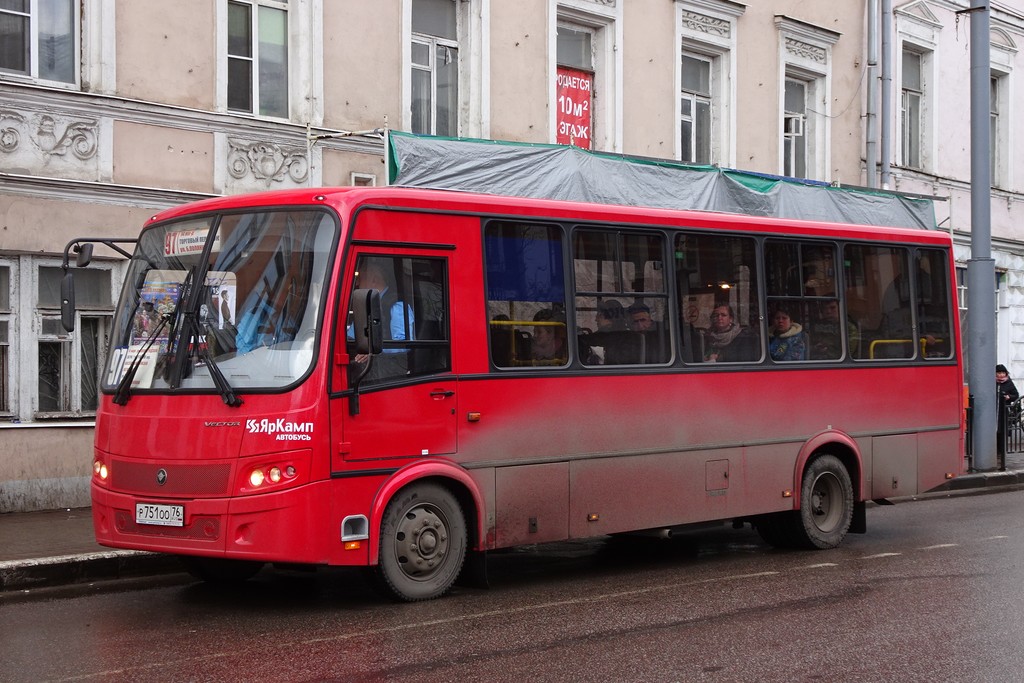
[430,389,455,399]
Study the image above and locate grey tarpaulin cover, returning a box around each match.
[387,131,936,229]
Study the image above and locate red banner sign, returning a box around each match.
[556,66,592,149]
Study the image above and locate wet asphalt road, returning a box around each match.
[4,489,1024,682]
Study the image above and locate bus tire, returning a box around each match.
[179,556,264,583]
[376,482,467,602]
[795,454,854,549]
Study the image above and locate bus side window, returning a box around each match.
[916,248,953,359]
[347,255,450,384]
[484,220,567,369]
[676,232,761,363]
[845,244,914,360]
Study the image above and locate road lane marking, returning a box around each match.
[920,543,958,550]
[860,552,902,559]
[800,563,837,569]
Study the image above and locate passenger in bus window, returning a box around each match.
[532,309,567,364]
[811,300,858,360]
[349,258,415,381]
[702,304,758,363]
[355,260,415,352]
[768,306,807,361]
[628,302,656,331]
[596,300,628,332]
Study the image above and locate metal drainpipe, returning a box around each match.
[880,0,893,189]
[866,0,879,189]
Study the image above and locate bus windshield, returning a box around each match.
[103,209,336,394]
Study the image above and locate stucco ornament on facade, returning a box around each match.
[32,115,98,159]
[785,37,827,64]
[681,10,730,38]
[0,110,98,160]
[227,138,309,187]
[1,109,26,152]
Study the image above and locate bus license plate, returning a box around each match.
[135,502,184,527]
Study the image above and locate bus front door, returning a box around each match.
[332,250,457,467]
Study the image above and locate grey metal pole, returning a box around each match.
[880,0,893,188]
[866,0,879,189]
[967,0,997,470]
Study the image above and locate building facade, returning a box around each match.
[1,0,1022,511]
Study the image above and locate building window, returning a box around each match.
[227,0,289,118]
[554,3,621,153]
[990,72,1010,187]
[775,17,836,181]
[36,265,113,416]
[677,1,743,168]
[411,0,459,136]
[0,263,11,413]
[680,53,712,164]
[901,48,923,169]
[0,0,76,84]
[556,24,594,149]
[783,78,808,178]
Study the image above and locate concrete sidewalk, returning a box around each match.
[4,455,1024,595]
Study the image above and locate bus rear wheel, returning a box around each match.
[756,454,853,550]
[797,454,854,549]
[376,482,467,602]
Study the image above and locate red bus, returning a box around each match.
[66,186,964,601]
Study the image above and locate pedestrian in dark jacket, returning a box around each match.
[997,364,1019,457]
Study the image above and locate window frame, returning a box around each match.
[0,0,80,87]
[775,17,837,182]
[552,1,622,153]
[676,1,743,168]
[0,259,15,415]
[405,0,463,138]
[223,0,292,120]
[32,260,118,419]
[680,51,713,165]
[782,77,809,179]
[900,46,925,170]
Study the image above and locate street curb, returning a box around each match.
[0,550,183,592]
[929,469,1024,492]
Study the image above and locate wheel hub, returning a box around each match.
[394,505,449,578]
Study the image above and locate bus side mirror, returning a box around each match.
[75,242,94,267]
[352,288,383,355]
[61,269,76,332]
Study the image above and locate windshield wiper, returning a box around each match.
[199,322,243,407]
[112,311,171,406]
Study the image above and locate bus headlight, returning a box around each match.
[249,469,265,487]
[93,459,109,480]
[236,451,308,495]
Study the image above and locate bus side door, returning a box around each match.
[331,249,457,465]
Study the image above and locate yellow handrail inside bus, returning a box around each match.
[868,338,944,359]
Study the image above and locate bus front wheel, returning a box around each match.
[376,482,467,602]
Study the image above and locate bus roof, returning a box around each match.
[147,185,953,246]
